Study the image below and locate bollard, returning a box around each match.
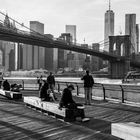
[22,80,24,90]
[76,84,79,96]
[66,82,68,87]
[102,84,106,101]
[120,85,124,103]
[58,83,60,93]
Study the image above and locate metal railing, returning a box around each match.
[4,76,140,105]
[54,81,140,104]
[19,79,140,104]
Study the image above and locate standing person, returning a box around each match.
[38,75,43,90]
[47,72,55,93]
[81,70,94,105]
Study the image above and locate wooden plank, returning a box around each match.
[1,91,140,139]
[0,100,120,140]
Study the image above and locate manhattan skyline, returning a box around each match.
[0,0,140,45]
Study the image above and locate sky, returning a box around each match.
[0,0,140,45]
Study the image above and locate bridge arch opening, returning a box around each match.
[113,43,116,51]
[120,43,124,56]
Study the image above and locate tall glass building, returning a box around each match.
[125,14,138,54]
[104,2,114,52]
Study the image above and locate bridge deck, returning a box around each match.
[0,90,140,140]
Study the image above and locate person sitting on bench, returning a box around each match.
[3,80,10,91]
[47,89,55,102]
[39,81,48,101]
[11,83,21,92]
[39,81,55,102]
[59,84,89,122]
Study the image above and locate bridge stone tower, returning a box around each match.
[109,35,131,78]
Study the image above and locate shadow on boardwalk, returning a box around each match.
[53,92,140,136]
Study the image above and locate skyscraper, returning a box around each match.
[44,34,58,72]
[20,21,45,70]
[30,21,45,69]
[2,14,16,71]
[58,33,72,69]
[66,25,81,70]
[104,0,114,52]
[66,25,76,43]
[91,43,102,71]
[136,24,139,52]
[17,43,23,70]
[125,14,138,54]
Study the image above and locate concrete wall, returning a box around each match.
[112,122,140,140]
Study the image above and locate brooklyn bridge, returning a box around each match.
[0,12,140,78]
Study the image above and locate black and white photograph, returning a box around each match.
[0,0,139,139]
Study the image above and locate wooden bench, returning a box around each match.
[23,96,85,121]
[0,89,22,99]
[112,122,140,140]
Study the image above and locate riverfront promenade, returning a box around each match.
[0,90,140,139]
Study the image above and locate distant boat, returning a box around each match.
[122,71,140,83]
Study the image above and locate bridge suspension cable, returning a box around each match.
[97,38,109,44]
[0,10,53,41]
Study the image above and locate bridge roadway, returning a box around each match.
[0,26,123,61]
[0,90,140,139]
[1,26,140,68]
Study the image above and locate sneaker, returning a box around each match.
[82,118,90,122]
[77,106,85,109]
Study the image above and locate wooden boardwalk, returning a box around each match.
[0,90,140,139]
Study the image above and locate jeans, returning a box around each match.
[84,87,92,104]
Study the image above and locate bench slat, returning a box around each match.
[0,89,22,99]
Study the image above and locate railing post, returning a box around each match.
[76,84,79,96]
[120,85,124,103]
[58,83,60,93]
[66,82,68,87]
[22,80,24,90]
[102,84,106,101]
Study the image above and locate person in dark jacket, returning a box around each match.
[81,70,94,105]
[47,72,55,92]
[39,81,49,101]
[11,83,20,92]
[3,80,10,91]
[47,72,57,100]
[59,84,89,122]
[59,84,75,108]
[38,75,43,90]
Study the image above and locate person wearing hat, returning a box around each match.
[59,84,76,109]
[59,84,89,122]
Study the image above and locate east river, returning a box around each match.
[4,75,140,86]
[4,76,138,85]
